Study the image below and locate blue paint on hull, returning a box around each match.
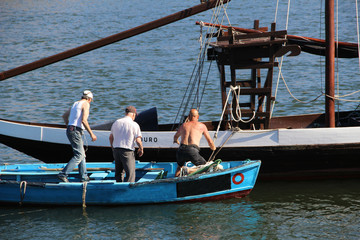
[0,160,261,206]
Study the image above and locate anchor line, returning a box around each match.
[82,182,88,208]
[19,181,27,206]
[208,127,241,162]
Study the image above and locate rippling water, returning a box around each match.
[1,0,360,239]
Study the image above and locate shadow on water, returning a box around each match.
[0,179,359,240]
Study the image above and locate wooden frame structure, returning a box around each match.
[207,20,300,129]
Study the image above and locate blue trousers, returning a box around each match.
[60,126,87,180]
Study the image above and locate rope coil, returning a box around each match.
[214,85,255,139]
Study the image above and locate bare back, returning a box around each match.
[179,121,207,146]
[173,109,216,151]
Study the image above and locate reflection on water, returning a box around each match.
[0,179,359,240]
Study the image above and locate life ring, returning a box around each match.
[232,173,244,184]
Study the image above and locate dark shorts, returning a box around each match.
[176,144,206,167]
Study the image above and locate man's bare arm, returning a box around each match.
[173,126,182,145]
[109,133,114,149]
[136,137,144,157]
[82,101,97,141]
[203,127,216,151]
[62,108,71,125]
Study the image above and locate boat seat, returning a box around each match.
[90,172,109,180]
[137,170,164,183]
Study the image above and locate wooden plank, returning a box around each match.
[195,21,268,33]
[224,81,252,88]
[240,111,269,118]
[137,171,162,183]
[3,167,164,172]
[212,39,287,48]
[217,30,287,41]
[90,172,109,180]
[230,62,279,69]
[237,87,271,95]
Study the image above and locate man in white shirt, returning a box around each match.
[109,106,143,182]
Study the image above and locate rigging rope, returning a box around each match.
[208,127,240,162]
[229,86,256,123]
[280,70,323,104]
[336,0,340,121]
[214,86,255,139]
[271,0,291,118]
[356,0,360,71]
[324,93,360,102]
[172,0,231,130]
[274,0,280,23]
[272,0,360,112]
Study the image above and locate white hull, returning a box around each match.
[1,118,360,150]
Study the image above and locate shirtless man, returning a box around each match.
[173,109,216,176]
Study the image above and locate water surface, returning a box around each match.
[1,1,360,239]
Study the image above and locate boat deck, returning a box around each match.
[0,161,236,184]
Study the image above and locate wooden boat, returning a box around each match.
[0,159,261,206]
[1,0,360,180]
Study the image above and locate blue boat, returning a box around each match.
[0,160,260,206]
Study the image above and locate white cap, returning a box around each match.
[83,90,93,100]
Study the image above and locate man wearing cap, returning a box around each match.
[109,106,144,182]
[58,90,97,183]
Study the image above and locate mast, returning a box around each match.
[325,0,335,127]
[0,0,230,81]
